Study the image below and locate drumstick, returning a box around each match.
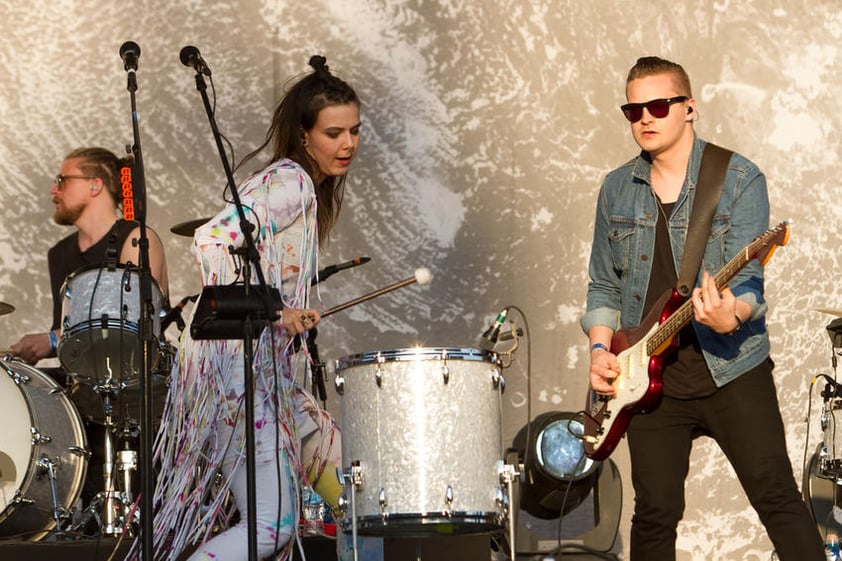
[321,267,433,318]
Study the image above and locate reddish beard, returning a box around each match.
[53,202,83,226]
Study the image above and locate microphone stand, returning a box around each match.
[121,51,156,561]
[186,62,278,561]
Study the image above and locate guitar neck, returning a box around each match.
[645,235,766,355]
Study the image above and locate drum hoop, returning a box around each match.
[335,347,497,371]
[60,263,164,296]
[345,511,502,536]
[63,319,143,336]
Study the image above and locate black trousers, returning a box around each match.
[626,358,823,561]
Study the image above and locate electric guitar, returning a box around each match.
[582,221,791,461]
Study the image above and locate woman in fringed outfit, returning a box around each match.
[150,55,360,561]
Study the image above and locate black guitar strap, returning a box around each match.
[675,142,733,297]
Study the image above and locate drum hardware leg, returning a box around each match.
[339,462,364,561]
[35,455,73,534]
[498,461,521,561]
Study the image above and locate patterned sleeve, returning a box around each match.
[192,160,318,300]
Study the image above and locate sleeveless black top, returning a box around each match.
[47,219,137,331]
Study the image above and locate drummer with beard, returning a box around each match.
[10,147,170,513]
[11,146,169,365]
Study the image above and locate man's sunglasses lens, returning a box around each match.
[621,97,687,123]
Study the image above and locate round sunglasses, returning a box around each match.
[620,96,688,123]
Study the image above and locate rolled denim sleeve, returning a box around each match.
[719,160,769,322]
[581,182,623,334]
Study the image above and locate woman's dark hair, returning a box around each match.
[241,55,360,244]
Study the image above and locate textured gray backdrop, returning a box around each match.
[1,1,841,559]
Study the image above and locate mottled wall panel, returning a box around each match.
[1,1,840,559]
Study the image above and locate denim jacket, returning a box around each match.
[580,135,771,387]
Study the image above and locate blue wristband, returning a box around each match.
[591,342,609,353]
[48,331,58,352]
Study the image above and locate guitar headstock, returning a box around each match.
[756,221,790,266]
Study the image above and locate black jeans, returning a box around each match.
[626,358,823,561]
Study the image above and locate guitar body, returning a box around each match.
[583,289,684,461]
[581,222,790,461]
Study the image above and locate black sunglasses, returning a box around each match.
[620,96,688,123]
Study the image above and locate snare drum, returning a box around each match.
[0,356,88,539]
[58,265,164,381]
[334,347,506,536]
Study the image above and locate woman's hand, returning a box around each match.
[282,307,321,335]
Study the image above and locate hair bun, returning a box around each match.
[309,55,329,74]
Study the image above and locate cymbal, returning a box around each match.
[0,302,14,316]
[170,217,211,237]
[815,308,842,317]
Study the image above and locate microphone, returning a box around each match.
[313,256,371,285]
[478,307,508,350]
[119,41,141,72]
[179,45,212,76]
[161,294,198,332]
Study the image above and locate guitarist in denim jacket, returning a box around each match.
[581,56,822,561]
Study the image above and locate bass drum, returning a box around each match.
[335,347,506,536]
[0,356,88,540]
[803,445,842,538]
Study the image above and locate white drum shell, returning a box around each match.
[58,265,163,379]
[336,347,504,536]
[0,357,87,539]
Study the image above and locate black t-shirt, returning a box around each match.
[48,219,137,331]
[642,201,716,398]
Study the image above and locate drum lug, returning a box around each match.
[337,493,348,515]
[11,490,35,506]
[348,461,364,490]
[31,427,52,445]
[492,367,505,392]
[440,349,450,384]
[68,445,92,460]
[444,484,454,511]
[334,374,345,395]
[494,487,508,510]
[375,353,385,387]
[378,487,388,510]
[1,359,30,385]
